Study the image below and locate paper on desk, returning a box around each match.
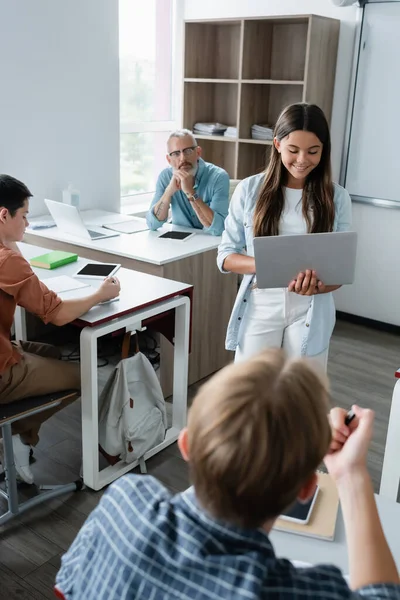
[58,286,97,301]
[44,275,91,294]
[290,560,313,569]
[28,221,56,230]
[290,560,349,583]
[102,219,148,234]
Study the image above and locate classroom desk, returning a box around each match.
[17,243,192,490]
[379,369,400,501]
[270,493,400,573]
[25,210,238,395]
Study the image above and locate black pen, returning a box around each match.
[345,409,356,426]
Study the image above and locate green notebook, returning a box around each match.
[30,250,78,270]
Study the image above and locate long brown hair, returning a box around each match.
[253,103,335,237]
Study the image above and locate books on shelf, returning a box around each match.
[224,126,238,138]
[30,250,78,269]
[193,122,228,136]
[273,472,340,541]
[251,123,274,141]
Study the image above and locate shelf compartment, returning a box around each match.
[237,142,272,180]
[242,18,308,81]
[194,134,237,142]
[238,138,273,145]
[183,82,239,132]
[185,21,242,80]
[184,78,240,84]
[241,79,304,85]
[239,83,303,139]
[197,138,237,179]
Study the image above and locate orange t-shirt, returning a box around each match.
[0,245,63,375]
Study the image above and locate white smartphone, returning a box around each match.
[279,485,319,525]
[74,263,121,279]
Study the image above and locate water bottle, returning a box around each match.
[62,183,80,208]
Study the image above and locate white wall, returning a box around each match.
[334,203,400,326]
[0,0,120,216]
[184,0,360,182]
[334,2,400,326]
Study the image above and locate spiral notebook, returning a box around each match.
[273,472,339,541]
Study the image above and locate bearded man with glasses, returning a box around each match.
[146,129,229,236]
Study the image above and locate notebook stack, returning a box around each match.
[251,124,274,141]
[224,126,238,138]
[193,122,228,136]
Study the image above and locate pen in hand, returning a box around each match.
[345,409,356,426]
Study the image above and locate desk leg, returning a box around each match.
[80,328,100,491]
[171,298,190,433]
[78,296,190,491]
[14,307,27,342]
[380,378,400,501]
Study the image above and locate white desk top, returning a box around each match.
[27,210,221,266]
[20,242,192,326]
[270,493,400,573]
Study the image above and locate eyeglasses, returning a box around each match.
[168,146,198,159]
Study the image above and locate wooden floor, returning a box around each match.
[0,319,399,598]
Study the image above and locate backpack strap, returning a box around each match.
[121,331,140,360]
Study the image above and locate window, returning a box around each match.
[119,0,176,209]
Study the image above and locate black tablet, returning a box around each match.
[75,263,120,279]
[279,486,319,525]
[158,231,195,241]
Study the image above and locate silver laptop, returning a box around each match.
[253,231,357,289]
[44,199,119,241]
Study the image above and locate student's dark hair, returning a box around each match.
[253,103,335,238]
[0,174,32,216]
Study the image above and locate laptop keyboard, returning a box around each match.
[88,229,105,239]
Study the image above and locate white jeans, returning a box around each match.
[235,288,328,371]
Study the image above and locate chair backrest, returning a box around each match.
[229,179,241,202]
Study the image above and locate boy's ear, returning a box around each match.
[178,428,189,462]
[297,472,318,504]
[0,207,8,223]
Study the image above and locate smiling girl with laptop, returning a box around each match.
[217,103,352,369]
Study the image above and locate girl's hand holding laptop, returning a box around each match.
[288,269,326,296]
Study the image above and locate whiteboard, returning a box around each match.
[345,2,400,203]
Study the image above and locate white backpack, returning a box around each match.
[98,352,167,464]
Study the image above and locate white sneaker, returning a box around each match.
[10,435,34,485]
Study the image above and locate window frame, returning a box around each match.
[119,0,183,210]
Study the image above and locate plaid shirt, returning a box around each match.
[56,475,400,600]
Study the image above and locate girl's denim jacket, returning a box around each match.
[217,174,352,354]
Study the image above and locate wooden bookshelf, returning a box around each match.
[183,15,340,179]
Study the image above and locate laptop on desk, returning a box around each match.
[44,199,119,241]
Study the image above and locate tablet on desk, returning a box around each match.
[254,231,357,289]
[75,263,121,279]
[280,486,319,525]
[158,231,195,241]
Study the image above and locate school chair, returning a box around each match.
[0,389,82,526]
